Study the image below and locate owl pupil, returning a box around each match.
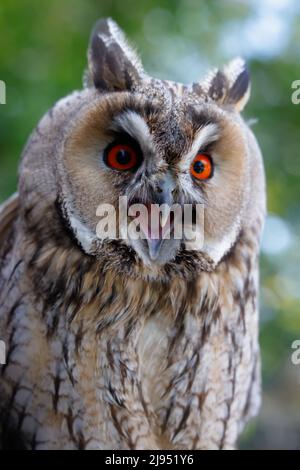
[116,149,131,165]
[193,160,205,173]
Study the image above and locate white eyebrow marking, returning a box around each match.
[112,111,154,156]
[179,123,219,172]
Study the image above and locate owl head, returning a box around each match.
[20,18,265,280]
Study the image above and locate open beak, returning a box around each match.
[144,173,176,260]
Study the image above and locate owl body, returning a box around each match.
[0,19,265,449]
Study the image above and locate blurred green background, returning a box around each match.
[1,0,300,449]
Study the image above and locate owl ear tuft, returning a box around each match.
[198,58,250,112]
[222,58,250,111]
[85,18,144,92]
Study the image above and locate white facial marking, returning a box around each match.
[113,111,154,156]
[202,217,241,264]
[178,123,219,203]
[68,211,96,253]
[180,123,219,173]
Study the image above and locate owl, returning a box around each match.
[0,18,265,450]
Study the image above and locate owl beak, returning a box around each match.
[129,173,177,262]
[156,173,176,207]
[146,174,176,260]
[147,238,163,260]
[147,213,173,260]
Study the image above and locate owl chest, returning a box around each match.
[137,314,174,408]
[133,300,256,448]
[135,311,207,433]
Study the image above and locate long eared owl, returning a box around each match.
[0,18,265,449]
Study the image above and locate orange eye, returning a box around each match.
[190,154,213,180]
[104,143,140,171]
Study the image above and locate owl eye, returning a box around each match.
[190,154,213,180]
[104,143,140,171]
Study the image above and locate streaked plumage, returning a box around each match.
[0,18,265,449]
